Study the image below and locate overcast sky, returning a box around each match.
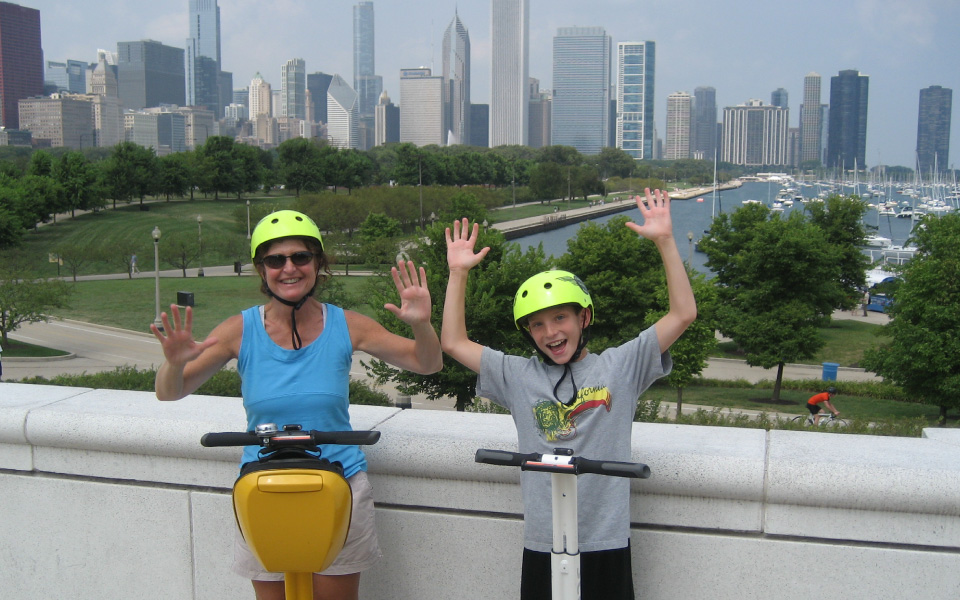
[23,0,960,169]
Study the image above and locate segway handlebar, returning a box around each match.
[202,427,381,448]
[475,448,650,479]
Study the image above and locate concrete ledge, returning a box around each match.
[2,381,959,600]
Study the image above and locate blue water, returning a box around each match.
[514,181,923,276]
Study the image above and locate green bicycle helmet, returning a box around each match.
[250,210,323,259]
[513,270,594,329]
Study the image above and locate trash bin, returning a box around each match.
[177,291,195,307]
[234,261,242,274]
[822,362,839,381]
[395,395,412,409]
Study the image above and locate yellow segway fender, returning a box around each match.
[233,467,353,573]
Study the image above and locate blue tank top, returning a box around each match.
[237,303,366,477]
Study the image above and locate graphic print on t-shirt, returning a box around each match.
[533,386,611,441]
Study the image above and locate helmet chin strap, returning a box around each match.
[267,284,316,350]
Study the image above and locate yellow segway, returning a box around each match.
[202,423,380,600]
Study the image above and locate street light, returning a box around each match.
[246,200,251,240]
[197,215,204,277]
[152,226,162,332]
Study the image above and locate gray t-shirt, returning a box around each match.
[477,325,670,552]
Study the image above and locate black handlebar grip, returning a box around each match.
[309,430,381,446]
[576,458,651,479]
[475,448,538,467]
[200,431,260,447]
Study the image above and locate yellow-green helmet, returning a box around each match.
[250,210,323,259]
[513,270,594,329]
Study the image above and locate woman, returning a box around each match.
[152,210,442,600]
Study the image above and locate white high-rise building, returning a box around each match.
[249,73,272,118]
[281,58,306,120]
[616,41,655,160]
[327,74,359,149]
[442,11,471,146]
[722,99,790,166]
[665,91,692,160]
[400,67,444,147]
[489,0,529,147]
[552,26,611,155]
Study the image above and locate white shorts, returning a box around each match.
[231,470,382,580]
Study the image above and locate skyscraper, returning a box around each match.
[117,40,186,111]
[490,0,529,147]
[826,69,869,170]
[665,92,692,160]
[249,73,271,118]
[442,11,471,146]
[799,73,823,165]
[307,72,333,124]
[281,58,306,120]
[916,85,952,174]
[722,99,789,166]
[0,1,42,130]
[692,86,716,160]
[185,0,221,117]
[353,1,382,120]
[615,41,655,160]
[375,89,399,146]
[552,27,611,155]
[327,74,359,149]
[528,78,551,149]
[771,88,789,109]
[400,67,444,147]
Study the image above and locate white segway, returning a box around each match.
[475,447,650,600]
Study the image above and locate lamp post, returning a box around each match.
[197,215,204,277]
[246,200,252,240]
[418,155,423,228]
[152,226,162,331]
[687,231,694,266]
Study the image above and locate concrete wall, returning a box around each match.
[1,381,958,599]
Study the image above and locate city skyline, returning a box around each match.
[19,0,960,168]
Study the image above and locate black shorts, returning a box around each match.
[520,543,634,600]
[807,403,822,415]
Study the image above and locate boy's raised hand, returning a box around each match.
[626,188,675,244]
[446,218,490,272]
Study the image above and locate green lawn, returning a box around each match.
[49,273,376,340]
[12,193,298,279]
[713,318,890,368]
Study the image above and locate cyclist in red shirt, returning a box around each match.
[806,387,840,425]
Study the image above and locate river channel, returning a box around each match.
[513,181,925,277]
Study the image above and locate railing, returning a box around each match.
[1,381,958,600]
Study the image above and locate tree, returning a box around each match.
[195,136,240,199]
[643,272,719,415]
[54,240,101,283]
[278,137,324,196]
[0,263,72,344]
[558,216,667,349]
[102,142,157,208]
[699,205,845,401]
[593,147,636,179]
[156,152,191,200]
[804,194,871,308]
[364,217,553,410]
[358,212,403,264]
[53,151,103,217]
[160,232,200,277]
[527,162,563,202]
[861,214,960,423]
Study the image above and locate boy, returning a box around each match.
[441,188,696,599]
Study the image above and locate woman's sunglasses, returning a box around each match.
[260,251,315,269]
